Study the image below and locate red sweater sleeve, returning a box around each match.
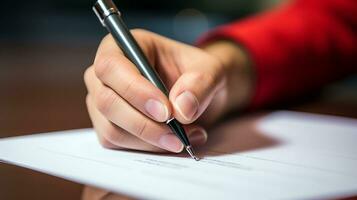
[199,0,357,108]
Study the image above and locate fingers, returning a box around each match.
[87,94,207,151]
[85,67,182,152]
[169,62,225,124]
[86,94,165,152]
[87,93,207,151]
[85,66,208,152]
[94,34,171,123]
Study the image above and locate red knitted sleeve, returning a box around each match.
[198,0,357,108]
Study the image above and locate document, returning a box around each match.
[1,111,357,199]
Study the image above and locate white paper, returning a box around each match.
[1,111,357,199]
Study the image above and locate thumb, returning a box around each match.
[169,70,224,124]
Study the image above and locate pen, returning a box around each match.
[92,0,199,161]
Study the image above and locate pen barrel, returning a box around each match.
[104,14,169,96]
[167,119,190,146]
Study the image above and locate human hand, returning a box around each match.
[84,29,252,153]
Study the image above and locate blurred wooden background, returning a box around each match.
[0,42,96,200]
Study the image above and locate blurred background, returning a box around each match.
[0,0,356,199]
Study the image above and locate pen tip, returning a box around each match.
[185,145,200,161]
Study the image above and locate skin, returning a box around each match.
[84,29,253,154]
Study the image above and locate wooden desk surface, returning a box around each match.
[0,43,356,200]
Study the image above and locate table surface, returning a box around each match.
[0,42,356,200]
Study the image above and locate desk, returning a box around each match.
[0,43,93,200]
[0,43,356,200]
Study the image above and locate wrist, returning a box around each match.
[203,40,254,115]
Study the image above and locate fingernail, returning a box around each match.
[188,128,208,145]
[159,134,184,152]
[145,99,169,122]
[174,91,198,121]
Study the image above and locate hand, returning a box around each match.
[84,29,252,153]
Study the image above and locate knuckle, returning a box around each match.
[131,28,148,37]
[101,34,112,43]
[95,87,117,115]
[193,71,220,88]
[131,29,155,43]
[134,118,150,138]
[121,76,138,102]
[94,56,116,79]
[98,34,115,51]
[190,72,207,83]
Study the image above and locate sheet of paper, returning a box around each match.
[1,111,357,199]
